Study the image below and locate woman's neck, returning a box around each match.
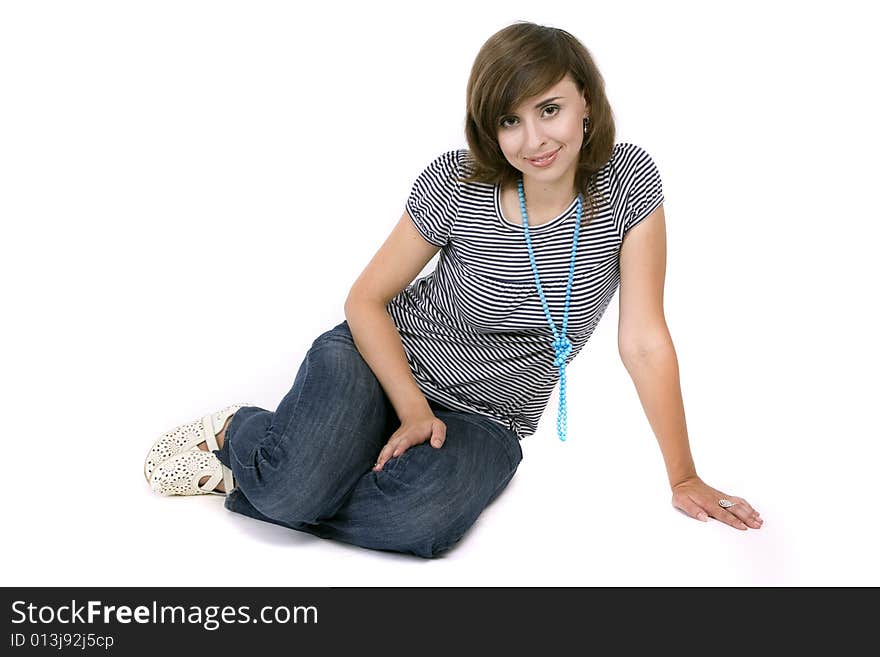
[506,181,578,219]
[516,171,579,216]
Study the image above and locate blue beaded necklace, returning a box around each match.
[516,177,583,442]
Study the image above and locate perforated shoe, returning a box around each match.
[143,403,251,483]
[149,447,234,496]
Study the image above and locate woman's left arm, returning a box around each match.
[617,204,763,531]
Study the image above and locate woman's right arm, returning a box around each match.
[344,209,442,423]
[344,298,432,423]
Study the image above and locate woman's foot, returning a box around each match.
[197,415,233,492]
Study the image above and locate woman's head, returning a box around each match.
[458,21,615,220]
[494,72,588,185]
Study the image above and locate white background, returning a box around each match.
[2,0,877,586]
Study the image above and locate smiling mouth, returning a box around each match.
[527,147,561,164]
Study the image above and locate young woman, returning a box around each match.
[143,21,762,558]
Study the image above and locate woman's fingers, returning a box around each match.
[431,422,446,448]
[726,497,764,528]
[373,435,405,471]
[373,435,419,471]
[714,507,750,530]
[674,496,710,521]
[372,418,447,472]
[673,490,765,530]
[711,498,764,530]
[672,481,765,530]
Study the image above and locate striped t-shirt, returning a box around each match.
[385,143,664,440]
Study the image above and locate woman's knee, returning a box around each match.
[306,324,389,399]
[309,320,356,357]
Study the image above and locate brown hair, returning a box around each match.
[456,21,615,225]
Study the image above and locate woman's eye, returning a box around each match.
[499,105,560,128]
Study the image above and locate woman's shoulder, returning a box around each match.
[610,142,659,167]
[453,148,491,182]
[419,147,481,185]
[413,148,469,178]
[601,143,661,185]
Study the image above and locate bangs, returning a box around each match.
[496,66,570,121]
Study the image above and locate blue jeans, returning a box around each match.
[212,320,523,559]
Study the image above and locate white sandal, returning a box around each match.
[149,447,235,496]
[143,403,252,483]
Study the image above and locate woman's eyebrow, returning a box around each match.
[532,95,564,108]
[507,96,564,115]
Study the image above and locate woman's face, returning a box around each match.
[496,74,590,185]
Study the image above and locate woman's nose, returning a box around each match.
[522,120,548,148]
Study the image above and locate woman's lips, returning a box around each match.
[528,147,560,167]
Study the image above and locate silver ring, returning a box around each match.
[718,499,737,508]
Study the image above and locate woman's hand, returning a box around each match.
[372,411,447,472]
[671,475,764,530]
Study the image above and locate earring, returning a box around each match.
[582,117,590,148]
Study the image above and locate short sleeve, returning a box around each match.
[622,144,664,235]
[405,150,460,248]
